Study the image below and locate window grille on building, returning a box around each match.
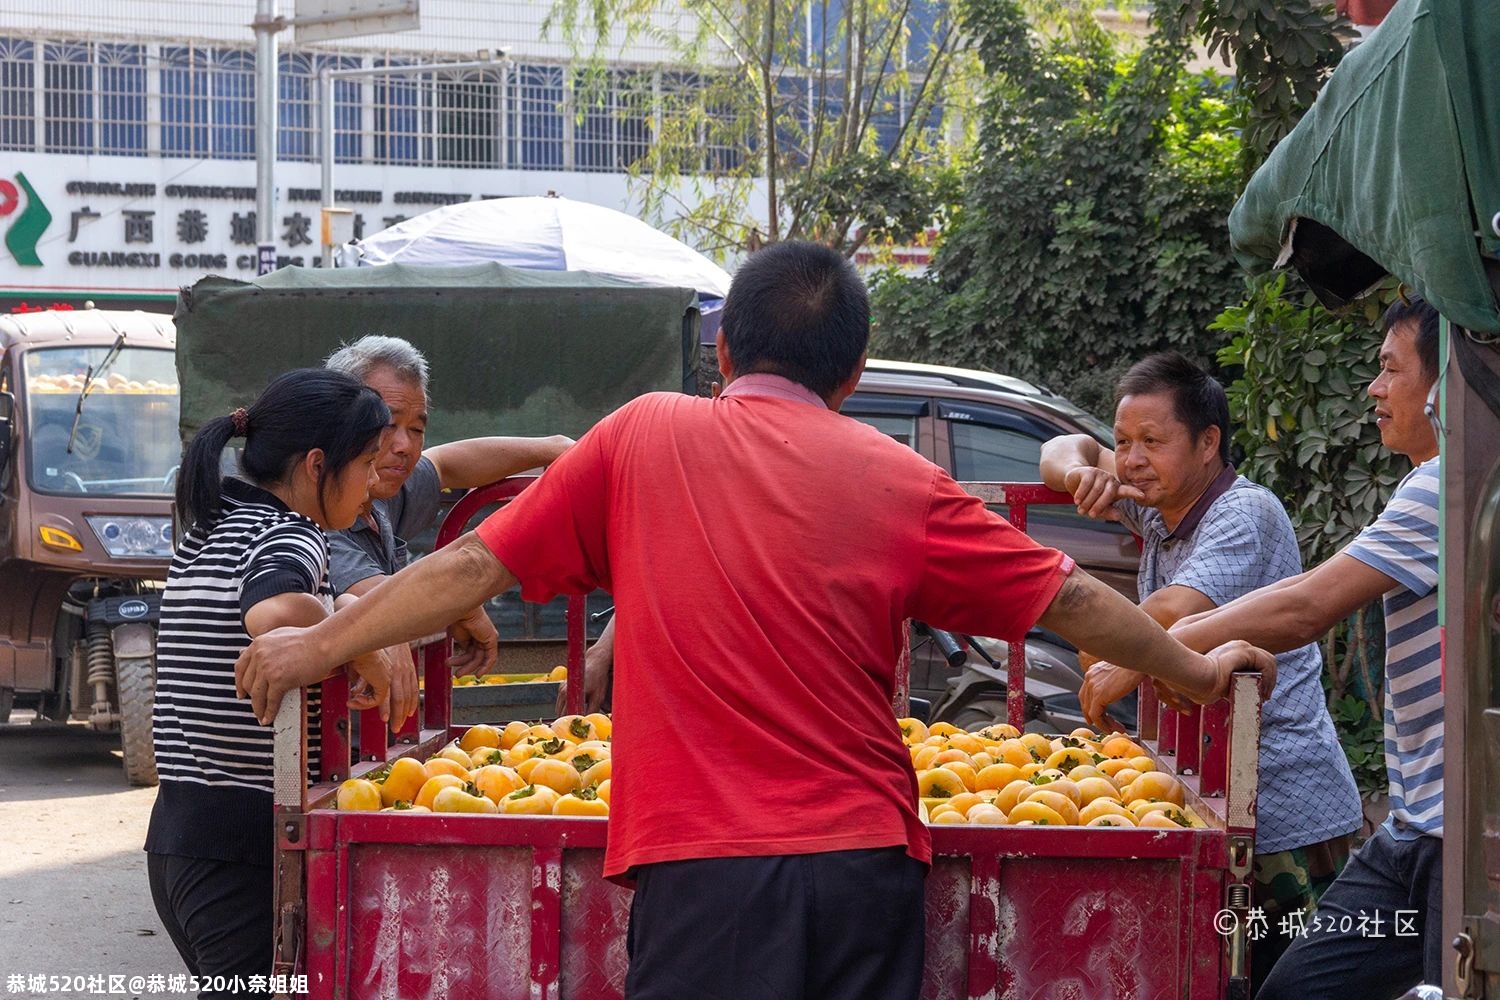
[0,37,35,151]
[0,36,926,174]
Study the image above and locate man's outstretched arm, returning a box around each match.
[426,435,573,490]
[235,531,515,724]
[1170,553,1396,657]
[1037,569,1276,705]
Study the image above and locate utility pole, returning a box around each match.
[254,0,281,276]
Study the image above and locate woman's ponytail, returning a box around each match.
[177,415,241,530]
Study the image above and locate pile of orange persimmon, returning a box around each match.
[899,719,1201,829]
[336,714,1197,828]
[334,713,612,817]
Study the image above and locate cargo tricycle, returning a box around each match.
[267,480,1263,1000]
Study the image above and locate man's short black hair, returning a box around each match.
[720,240,870,398]
[1114,352,1231,463]
[1381,294,1440,381]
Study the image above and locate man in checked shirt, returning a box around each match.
[1042,350,1363,994]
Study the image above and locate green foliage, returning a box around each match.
[1212,273,1405,566]
[788,152,963,255]
[1161,0,1355,175]
[1213,271,1402,798]
[870,0,1242,416]
[545,0,979,258]
[1327,691,1388,801]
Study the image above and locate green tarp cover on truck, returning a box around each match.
[174,262,699,443]
[1227,0,1500,334]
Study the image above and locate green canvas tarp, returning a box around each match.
[1228,0,1500,333]
[174,262,699,443]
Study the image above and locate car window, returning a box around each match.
[948,417,1129,536]
[853,412,919,448]
[951,421,1040,482]
[844,393,928,452]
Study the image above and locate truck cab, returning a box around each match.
[0,307,178,784]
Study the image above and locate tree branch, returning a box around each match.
[763,0,780,241]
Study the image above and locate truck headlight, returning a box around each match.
[86,516,174,558]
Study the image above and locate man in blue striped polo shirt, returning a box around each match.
[1171,296,1442,998]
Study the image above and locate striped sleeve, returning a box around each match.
[1342,461,1439,597]
[239,519,329,619]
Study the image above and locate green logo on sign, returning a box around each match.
[0,173,53,267]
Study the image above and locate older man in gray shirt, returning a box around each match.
[325,335,572,711]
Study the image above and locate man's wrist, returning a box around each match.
[1182,652,1218,701]
[307,620,342,678]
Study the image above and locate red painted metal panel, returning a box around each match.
[1006,640,1027,732]
[963,853,1001,1000]
[302,821,1239,1000]
[992,857,1191,999]
[921,857,973,1000]
[328,813,609,849]
[303,842,339,1000]
[1139,678,1160,742]
[421,638,452,733]
[343,843,537,1000]
[357,707,387,764]
[558,850,631,999]
[1177,705,1203,774]
[1178,844,1203,997]
[1159,703,1179,760]
[1192,856,1232,995]
[320,672,349,784]
[1200,700,1231,796]
[998,484,1075,508]
[531,846,563,1000]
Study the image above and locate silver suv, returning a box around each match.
[847,360,1141,728]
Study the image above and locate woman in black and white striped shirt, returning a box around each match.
[146,369,391,995]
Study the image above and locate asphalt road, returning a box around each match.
[0,711,191,999]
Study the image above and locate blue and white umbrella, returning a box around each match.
[352,195,730,343]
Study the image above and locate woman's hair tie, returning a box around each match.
[229,407,250,436]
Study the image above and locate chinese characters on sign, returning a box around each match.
[23,177,502,279]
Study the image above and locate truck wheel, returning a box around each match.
[117,656,158,787]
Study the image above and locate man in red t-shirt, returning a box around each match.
[237,241,1274,1000]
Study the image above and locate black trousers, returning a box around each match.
[147,852,272,998]
[1258,827,1444,1000]
[624,847,927,1000]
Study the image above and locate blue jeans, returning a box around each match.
[1257,825,1443,1000]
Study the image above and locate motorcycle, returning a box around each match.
[918,623,1137,735]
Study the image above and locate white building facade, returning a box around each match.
[0,0,737,309]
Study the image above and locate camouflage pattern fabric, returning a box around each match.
[1251,834,1354,994]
